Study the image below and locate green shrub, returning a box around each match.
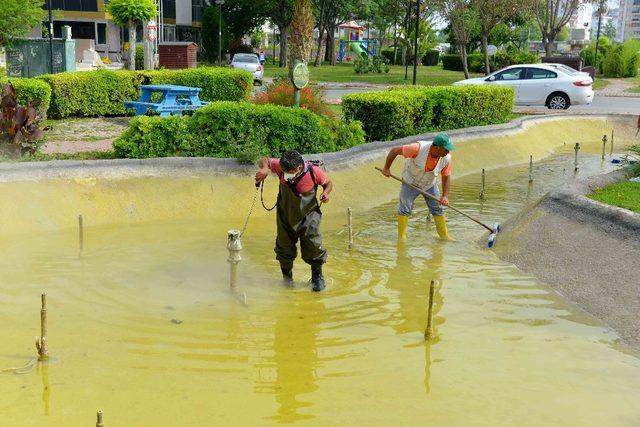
[343,85,514,141]
[0,77,51,114]
[139,67,252,102]
[37,67,252,119]
[422,50,440,66]
[381,48,402,65]
[113,101,365,163]
[37,69,143,119]
[135,45,144,70]
[441,53,484,71]
[602,40,640,78]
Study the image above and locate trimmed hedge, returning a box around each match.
[422,50,440,66]
[37,67,252,119]
[113,101,365,163]
[38,70,143,119]
[343,85,514,142]
[0,77,52,114]
[139,68,252,102]
[441,53,484,72]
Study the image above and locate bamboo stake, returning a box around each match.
[424,280,436,341]
[574,143,581,172]
[601,135,607,160]
[610,129,614,156]
[96,410,104,427]
[35,294,48,361]
[347,207,353,249]
[479,168,486,200]
[528,155,533,183]
[78,214,84,253]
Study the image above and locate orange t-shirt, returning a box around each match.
[402,143,452,176]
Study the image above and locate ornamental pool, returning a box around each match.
[1,117,639,426]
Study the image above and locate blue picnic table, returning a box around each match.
[124,84,209,117]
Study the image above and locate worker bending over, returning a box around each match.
[380,133,454,240]
[255,151,333,292]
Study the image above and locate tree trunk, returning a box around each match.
[460,43,470,79]
[143,21,153,70]
[481,32,490,75]
[278,24,288,67]
[314,27,325,66]
[128,20,136,71]
[327,27,336,65]
[392,18,398,65]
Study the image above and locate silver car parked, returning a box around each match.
[230,53,264,85]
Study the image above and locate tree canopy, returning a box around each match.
[107,0,157,26]
[0,0,46,47]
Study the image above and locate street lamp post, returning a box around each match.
[47,0,54,74]
[412,0,419,85]
[215,0,225,67]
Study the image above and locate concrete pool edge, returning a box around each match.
[0,113,632,182]
[495,166,640,351]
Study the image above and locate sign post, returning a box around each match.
[292,61,309,108]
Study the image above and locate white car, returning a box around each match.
[230,53,264,85]
[452,63,594,109]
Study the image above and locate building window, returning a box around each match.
[53,21,96,39]
[47,0,98,11]
[97,23,106,44]
[192,0,204,22]
[162,0,176,19]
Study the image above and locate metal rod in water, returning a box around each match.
[347,207,353,249]
[35,294,48,361]
[96,410,104,427]
[528,155,533,183]
[424,280,436,341]
[226,230,242,293]
[78,214,84,253]
[479,168,486,200]
[574,143,581,172]
[610,129,614,156]
[601,135,607,161]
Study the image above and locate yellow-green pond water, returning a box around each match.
[1,118,640,426]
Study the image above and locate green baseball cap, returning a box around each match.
[433,133,455,151]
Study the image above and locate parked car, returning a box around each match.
[230,53,264,85]
[452,63,594,109]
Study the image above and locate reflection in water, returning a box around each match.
[262,297,323,423]
[391,241,445,395]
[40,362,51,416]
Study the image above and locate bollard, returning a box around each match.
[601,135,607,160]
[78,214,84,253]
[574,143,581,172]
[528,155,533,184]
[610,129,614,156]
[479,168,486,200]
[424,280,436,341]
[96,410,104,427]
[347,207,353,249]
[35,294,48,361]
[227,230,242,293]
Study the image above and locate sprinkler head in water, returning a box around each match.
[487,223,501,248]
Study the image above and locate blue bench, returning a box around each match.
[124,85,209,117]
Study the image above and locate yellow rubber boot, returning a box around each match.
[433,214,451,240]
[397,215,409,240]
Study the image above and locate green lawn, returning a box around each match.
[264,63,478,86]
[627,78,640,93]
[589,181,640,213]
[592,79,611,90]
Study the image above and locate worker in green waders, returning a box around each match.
[255,151,333,292]
[380,133,455,240]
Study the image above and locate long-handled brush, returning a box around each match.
[375,167,501,248]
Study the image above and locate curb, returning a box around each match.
[0,113,631,182]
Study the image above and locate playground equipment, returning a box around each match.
[338,39,378,62]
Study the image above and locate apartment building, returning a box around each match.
[620,0,640,40]
[28,0,205,59]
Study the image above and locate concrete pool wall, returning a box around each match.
[0,114,636,237]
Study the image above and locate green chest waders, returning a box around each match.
[274,167,327,271]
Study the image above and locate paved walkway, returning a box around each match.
[595,79,640,97]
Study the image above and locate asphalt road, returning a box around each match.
[321,86,640,115]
